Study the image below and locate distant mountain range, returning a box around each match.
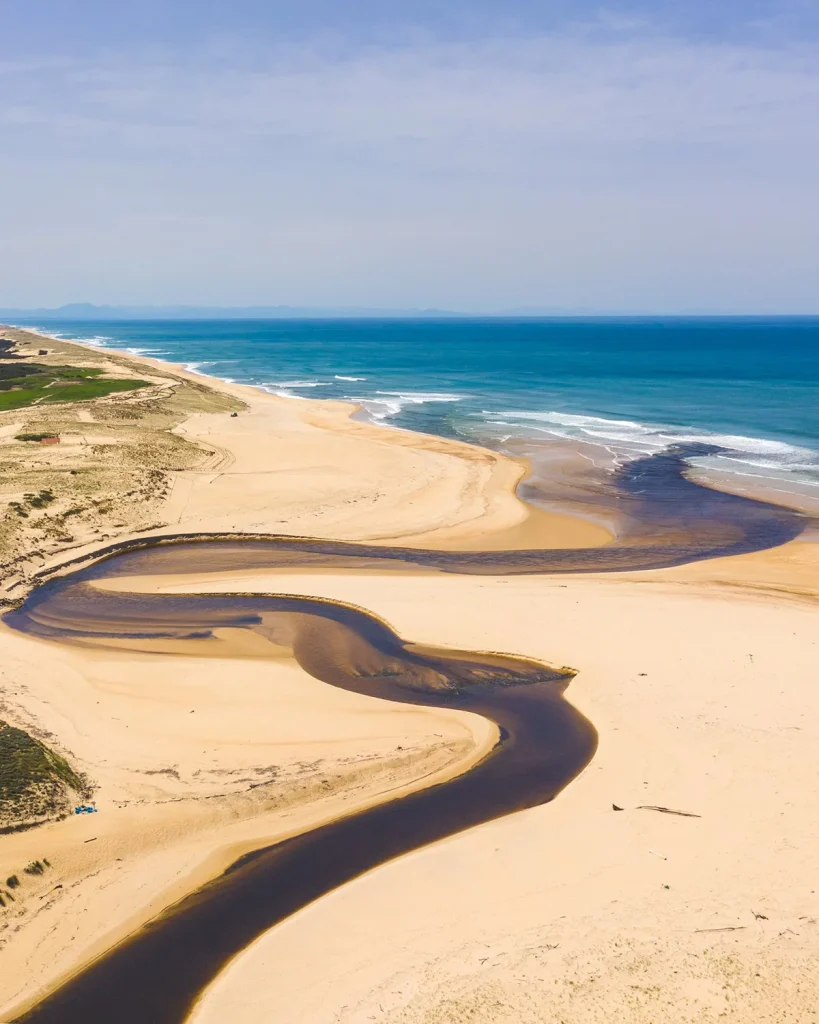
[0,303,469,320]
[1,303,807,321]
[0,302,673,321]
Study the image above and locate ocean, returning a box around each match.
[13,316,819,497]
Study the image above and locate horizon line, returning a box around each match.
[3,303,819,321]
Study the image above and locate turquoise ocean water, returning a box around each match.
[13,317,819,495]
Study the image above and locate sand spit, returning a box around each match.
[1,325,817,1023]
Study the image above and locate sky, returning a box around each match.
[1,0,818,313]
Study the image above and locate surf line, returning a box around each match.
[6,448,808,1024]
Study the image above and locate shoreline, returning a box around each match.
[2,325,813,597]
[1,323,818,1023]
[13,320,819,521]
[0,324,612,599]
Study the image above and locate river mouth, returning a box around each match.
[5,447,808,1024]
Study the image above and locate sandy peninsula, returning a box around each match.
[1,326,818,1023]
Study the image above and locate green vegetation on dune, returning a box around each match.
[0,362,46,381]
[0,362,104,385]
[0,721,86,830]
[0,361,150,410]
[40,377,150,404]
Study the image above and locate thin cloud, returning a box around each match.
[0,22,817,310]
[3,29,818,149]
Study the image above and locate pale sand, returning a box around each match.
[0,617,495,1016]
[162,385,607,550]
[1,327,817,1022]
[171,547,819,1024]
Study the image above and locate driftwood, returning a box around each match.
[637,804,702,818]
[612,803,701,817]
[695,926,746,933]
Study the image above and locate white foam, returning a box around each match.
[484,409,819,486]
[259,384,308,400]
[127,346,169,357]
[184,361,220,374]
[256,379,332,399]
[6,324,65,339]
[352,390,463,423]
[6,324,120,349]
[350,397,404,420]
[494,409,650,432]
[378,391,463,402]
[335,375,366,381]
[53,333,113,346]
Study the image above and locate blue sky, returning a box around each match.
[1,1,818,312]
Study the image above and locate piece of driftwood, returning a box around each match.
[637,804,702,818]
[695,926,746,933]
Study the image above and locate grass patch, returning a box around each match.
[0,362,150,410]
[7,490,56,518]
[0,362,48,381]
[41,378,150,404]
[24,490,55,509]
[0,721,85,828]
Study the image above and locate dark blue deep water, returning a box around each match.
[14,317,819,491]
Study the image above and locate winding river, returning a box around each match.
[5,446,807,1023]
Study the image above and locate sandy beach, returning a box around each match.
[1,326,817,1023]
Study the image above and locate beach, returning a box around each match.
[1,325,818,1023]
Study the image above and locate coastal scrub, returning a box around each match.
[0,721,86,831]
